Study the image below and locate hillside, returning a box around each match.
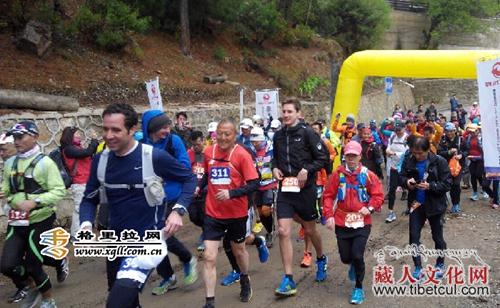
[0,30,343,113]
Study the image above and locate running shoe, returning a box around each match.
[39,298,57,308]
[56,257,69,283]
[435,263,445,280]
[256,236,269,263]
[350,288,365,305]
[492,203,499,209]
[348,264,356,282]
[220,270,240,286]
[470,192,479,201]
[202,303,215,308]
[385,211,396,223]
[315,255,328,282]
[183,257,198,285]
[482,192,490,200]
[275,275,297,297]
[20,288,41,308]
[239,275,252,302]
[8,286,29,303]
[197,241,205,252]
[300,251,312,268]
[252,222,264,234]
[152,275,178,295]
[412,266,424,281]
[451,204,461,213]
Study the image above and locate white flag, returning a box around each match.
[145,77,163,111]
[476,58,500,179]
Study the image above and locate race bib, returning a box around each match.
[8,209,30,226]
[210,167,231,185]
[281,177,300,193]
[344,212,365,229]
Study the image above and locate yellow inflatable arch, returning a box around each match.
[331,50,499,124]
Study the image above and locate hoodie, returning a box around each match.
[141,110,191,204]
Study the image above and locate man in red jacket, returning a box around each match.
[323,141,384,305]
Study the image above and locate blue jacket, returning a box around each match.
[79,143,196,235]
[141,110,191,204]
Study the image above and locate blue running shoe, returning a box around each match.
[221,270,240,286]
[350,288,365,305]
[256,236,269,263]
[412,266,424,281]
[348,264,356,282]
[315,255,328,282]
[435,263,445,280]
[275,275,297,297]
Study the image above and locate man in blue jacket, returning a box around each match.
[140,110,198,295]
[80,103,196,308]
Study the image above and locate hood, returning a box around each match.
[141,109,168,149]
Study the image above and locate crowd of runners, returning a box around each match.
[0,95,498,308]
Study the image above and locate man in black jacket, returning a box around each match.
[272,98,329,297]
[437,122,467,213]
[399,137,451,281]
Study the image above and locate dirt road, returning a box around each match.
[1,193,499,308]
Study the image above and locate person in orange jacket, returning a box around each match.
[323,141,384,305]
[331,113,357,147]
[408,118,443,154]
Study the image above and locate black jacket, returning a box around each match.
[360,140,383,178]
[437,135,467,166]
[399,152,452,216]
[272,122,328,187]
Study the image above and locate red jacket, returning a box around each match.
[323,164,384,227]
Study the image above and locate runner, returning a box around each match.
[1,121,67,308]
[79,103,196,308]
[399,136,451,280]
[272,98,329,296]
[323,141,384,304]
[201,118,260,308]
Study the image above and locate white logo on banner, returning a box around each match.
[145,77,163,111]
[476,57,500,179]
[255,89,279,125]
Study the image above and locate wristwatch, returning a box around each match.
[34,198,42,206]
[173,207,186,216]
[367,206,375,214]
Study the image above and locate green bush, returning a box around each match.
[213,46,227,60]
[74,0,150,51]
[310,0,390,54]
[299,75,329,97]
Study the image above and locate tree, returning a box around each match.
[179,0,190,55]
[311,0,390,55]
[417,0,500,49]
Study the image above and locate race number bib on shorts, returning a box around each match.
[210,167,231,185]
[8,209,30,226]
[344,212,365,229]
[281,177,300,193]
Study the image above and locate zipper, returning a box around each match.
[286,132,292,174]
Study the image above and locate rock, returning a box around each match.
[17,20,52,57]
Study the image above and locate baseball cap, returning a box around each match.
[270,119,281,129]
[444,122,456,131]
[0,133,14,144]
[240,118,253,129]
[249,127,265,141]
[252,114,263,123]
[466,123,478,131]
[208,121,218,133]
[344,141,362,156]
[346,114,355,123]
[394,121,404,131]
[7,121,39,136]
[356,123,366,130]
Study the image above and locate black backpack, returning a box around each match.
[48,147,76,188]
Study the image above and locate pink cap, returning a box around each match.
[344,141,362,155]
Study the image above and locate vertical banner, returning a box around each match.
[476,58,500,179]
[145,77,163,111]
[255,89,279,125]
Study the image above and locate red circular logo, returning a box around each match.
[263,93,270,101]
[492,62,500,78]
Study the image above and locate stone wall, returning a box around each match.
[381,10,428,49]
[411,79,478,109]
